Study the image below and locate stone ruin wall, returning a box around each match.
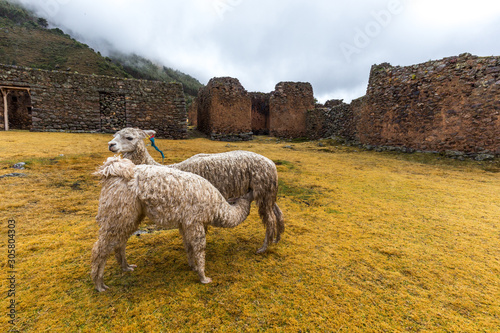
[358,53,500,155]
[305,53,499,156]
[196,77,252,141]
[307,98,360,141]
[195,79,315,140]
[269,82,315,138]
[7,52,490,155]
[0,64,187,139]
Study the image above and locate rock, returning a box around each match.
[133,230,149,236]
[12,162,26,169]
[475,153,495,161]
[0,173,26,179]
[445,150,465,158]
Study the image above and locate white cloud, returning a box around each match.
[16,0,500,103]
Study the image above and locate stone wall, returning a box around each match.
[358,53,500,154]
[188,53,499,155]
[0,64,187,138]
[193,79,315,140]
[250,92,270,135]
[307,99,359,141]
[269,82,315,138]
[197,77,252,141]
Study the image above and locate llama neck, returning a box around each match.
[212,198,251,228]
[123,142,161,166]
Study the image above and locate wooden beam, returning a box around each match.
[0,86,31,94]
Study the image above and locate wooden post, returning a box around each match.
[1,88,8,131]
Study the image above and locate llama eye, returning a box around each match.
[126,137,133,141]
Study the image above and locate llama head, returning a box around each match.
[108,128,156,153]
[94,156,136,180]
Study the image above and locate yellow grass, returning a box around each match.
[1,130,499,332]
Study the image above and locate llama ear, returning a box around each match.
[142,130,156,138]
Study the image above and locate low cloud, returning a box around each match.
[17,0,500,102]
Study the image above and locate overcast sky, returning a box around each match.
[17,0,500,102]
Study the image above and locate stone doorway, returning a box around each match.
[1,86,32,131]
[251,92,270,135]
[99,92,126,133]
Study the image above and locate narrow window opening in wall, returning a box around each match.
[99,92,127,133]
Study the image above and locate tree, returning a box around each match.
[37,17,48,28]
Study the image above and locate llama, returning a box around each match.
[91,156,253,292]
[108,127,284,253]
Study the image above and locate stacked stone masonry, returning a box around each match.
[3,53,498,156]
[196,77,252,141]
[195,79,315,141]
[307,99,359,141]
[358,53,500,155]
[0,64,187,139]
[269,82,315,138]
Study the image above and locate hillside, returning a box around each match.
[109,52,203,97]
[0,0,203,97]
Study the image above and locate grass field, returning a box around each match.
[1,130,499,332]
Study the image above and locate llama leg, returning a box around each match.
[114,244,137,272]
[179,226,195,270]
[182,223,211,283]
[91,237,116,292]
[113,215,144,272]
[92,213,143,291]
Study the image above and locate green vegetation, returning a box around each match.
[109,52,203,97]
[0,1,203,98]
[0,0,34,26]
[0,0,131,77]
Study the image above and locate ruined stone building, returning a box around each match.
[195,77,314,140]
[358,53,500,155]
[269,82,315,138]
[0,64,187,138]
[310,53,499,155]
[3,53,499,157]
[196,77,252,141]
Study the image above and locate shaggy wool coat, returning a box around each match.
[91,156,252,292]
[108,127,284,253]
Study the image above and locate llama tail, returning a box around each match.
[255,200,284,253]
[273,203,284,243]
[94,156,135,180]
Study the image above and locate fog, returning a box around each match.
[18,0,500,102]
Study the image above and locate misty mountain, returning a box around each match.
[0,0,202,98]
[108,52,202,98]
